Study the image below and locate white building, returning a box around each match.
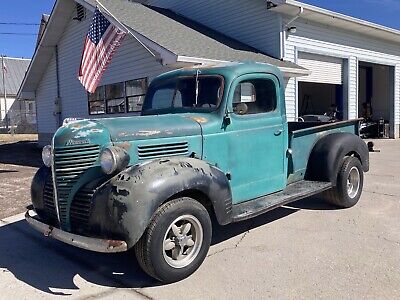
[1,57,33,131]
[18,0,400,144]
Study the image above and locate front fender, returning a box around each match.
[306,132,369,185]
[91,157,232,248]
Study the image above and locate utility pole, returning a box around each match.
[1,55,7,131]
[0,55,3,129]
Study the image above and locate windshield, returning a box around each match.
[142,75,224,114]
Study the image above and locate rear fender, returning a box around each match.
[306,133,369,185]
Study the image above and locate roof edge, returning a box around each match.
[272,0,400,39]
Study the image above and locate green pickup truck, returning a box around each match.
[27,62,369,283]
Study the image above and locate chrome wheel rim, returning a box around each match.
[347,166,360,199]
[162,214,203,269]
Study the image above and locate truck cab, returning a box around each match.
[27,62,369,283]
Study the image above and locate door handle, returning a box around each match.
[274,129,284,136]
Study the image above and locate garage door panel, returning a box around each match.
[298,52,343,85]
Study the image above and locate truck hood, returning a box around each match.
[94,114,202,142]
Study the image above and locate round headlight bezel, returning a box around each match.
[100,147,117,175]
[42,145,52,167]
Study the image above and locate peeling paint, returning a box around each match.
[188,116,208,124]
[135,130,161,137]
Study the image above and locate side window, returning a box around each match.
[233,78,277,115]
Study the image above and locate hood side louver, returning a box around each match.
[137,142,189,160]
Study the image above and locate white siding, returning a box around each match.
[35,8,172,143]
[0,96,16,121]
[347,57,358,120]
[36,54,58,135]
[149,0,282,58]
[395,65,400,137]
[284,18,400,133]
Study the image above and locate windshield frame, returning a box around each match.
[141,74,225,115]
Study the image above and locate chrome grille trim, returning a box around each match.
[51,135,61,224]
[137,142,189,160]
[53,144,100,228]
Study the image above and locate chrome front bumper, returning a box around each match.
[25,210,128,253]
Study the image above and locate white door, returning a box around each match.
[298,52,343,84]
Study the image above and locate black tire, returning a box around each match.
[324,156,364,208]
[134,197,212,283]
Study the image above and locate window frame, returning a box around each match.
[87,77,148,116]
[230,76,279,118]
[126,77,148,113]
[141,74,225,115]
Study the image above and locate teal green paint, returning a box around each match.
[287,120,360,184]
[50,62,360,229]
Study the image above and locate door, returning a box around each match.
[297,52,343,85]
[226,74,287,204]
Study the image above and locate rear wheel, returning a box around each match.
[324,156,364,208]
[134,197,212,283]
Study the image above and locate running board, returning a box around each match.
[232,180,332,222]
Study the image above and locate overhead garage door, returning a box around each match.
[298,52,343,84]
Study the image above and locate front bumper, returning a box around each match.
[25,210,128,253]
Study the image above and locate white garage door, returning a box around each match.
[298,52,343,85]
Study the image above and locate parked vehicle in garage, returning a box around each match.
[27,62,369,283]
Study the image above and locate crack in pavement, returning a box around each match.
[364,190,399,198]
[207,227,252,258]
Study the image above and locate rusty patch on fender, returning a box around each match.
[188,116,208,123]
[115,142,132,151]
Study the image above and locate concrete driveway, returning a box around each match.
[0,139,399,299]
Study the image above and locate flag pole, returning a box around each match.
[95,0,158,58]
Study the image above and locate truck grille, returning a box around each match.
[43,175,58,223]
[53,144,100,228]
[70,187,96,233]
[137,142,189,160]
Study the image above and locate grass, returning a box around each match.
[0,134,38,144]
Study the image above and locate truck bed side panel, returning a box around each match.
[287,120,361,184]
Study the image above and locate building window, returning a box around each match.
[88,78,148,115]
[126,78,147,112]
[88,86,106,115]
[106,82,125,114]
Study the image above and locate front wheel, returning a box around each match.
[324,156,364,208]
[134,197,212,283]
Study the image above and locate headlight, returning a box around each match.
[100,146,130,174]
[42,145,52,167]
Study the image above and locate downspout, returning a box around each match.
[281,6,304,60]
[55,45,62,127]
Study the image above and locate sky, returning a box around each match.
[1,0,400,59]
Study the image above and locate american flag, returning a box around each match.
[78,8,126,93]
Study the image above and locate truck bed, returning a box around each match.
[287,119,362,184]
